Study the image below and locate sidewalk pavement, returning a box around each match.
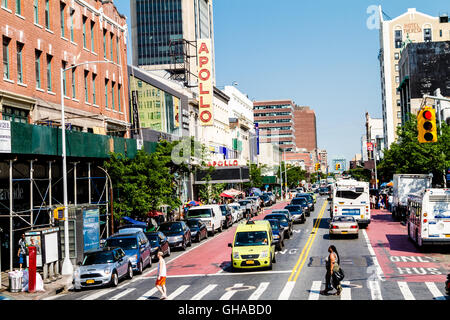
[0,270,72,300]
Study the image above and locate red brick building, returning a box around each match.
[293,105,317,152]
[1,0,129,136]
[253,100,296,152]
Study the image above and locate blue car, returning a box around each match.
[295,193,315,211]
[266,218,285,250]
[290,197,311,216]
[264,213,293,239]
[105,229,152,274]
[284,205,306,224]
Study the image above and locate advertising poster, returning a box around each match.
[0,120,11,153]
[83,208,100,252]
[25,232,43,267]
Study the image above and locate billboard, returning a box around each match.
[197,39,213,126]
[83,208,100,252]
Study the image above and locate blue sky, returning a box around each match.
[115,0,449,165]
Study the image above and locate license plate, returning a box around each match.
[246,260,255,264]
[86,279,95,284]
[341,231,348,234]
[445,235,450,238]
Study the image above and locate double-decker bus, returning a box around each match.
[407,188,450,248]
[331,179,370,228]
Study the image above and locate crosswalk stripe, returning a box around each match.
[341,281,351,300]
[220,283,243,300]
[308,281,322,300]
[137,287,159,300]
[109,288,136,300]
[278,281,295,300]
[82,288,115,300]
[168,285,190,300]
[248,282,270,300]
[398,282,415,300]
[191,284,218,300]
[425,282,446,300]
[368,280,383,300]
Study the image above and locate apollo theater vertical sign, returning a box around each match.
[197,39,213,126]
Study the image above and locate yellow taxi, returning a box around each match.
[228,220,276,270]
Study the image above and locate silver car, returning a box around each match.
[73,247,133,290]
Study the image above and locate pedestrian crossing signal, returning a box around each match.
[417,107,437,143]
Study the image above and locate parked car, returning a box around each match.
[73,247,133,290]
[105,230,152,274]
[290,197,311,216]
[259,194,272,207]
[446,273,450,296]
[266,218,285,250]
[264,213,293,239]
[159,221,192,250]
[284,205,306,224]
[186,205,223,235]
[220,204,233,229]
[264,192,276,204]
[118,224,148,233]
[228,202,244,222]
[145,231,171,261]
[186,218,208,242]
[329,215,359,239]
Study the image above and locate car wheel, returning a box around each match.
[138,260,143,274]
[110,271,119,287]
[188,236,192,247]
[127,264,134,280]
[285,231,290,239]
[182,240,187,251]
[272,252,276,263]
[205,230,208,239]
[166,246,171,257]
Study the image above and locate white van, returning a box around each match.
[186,205,223,235]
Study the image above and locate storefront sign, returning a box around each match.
[197,39,213,126]
[207,159,242,167]
[0,120,11,153]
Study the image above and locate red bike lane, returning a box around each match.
[365,208,450,283]
[146,201,290,277]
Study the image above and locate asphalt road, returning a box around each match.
[49,196,449,301]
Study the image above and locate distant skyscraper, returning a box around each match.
[131,0,215,85]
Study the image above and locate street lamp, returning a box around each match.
[60,60,117,275]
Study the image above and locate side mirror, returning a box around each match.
[77,261,82,266]
[228,243,232,248]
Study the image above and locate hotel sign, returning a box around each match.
[403,23,421,33]
[197,39,213,126]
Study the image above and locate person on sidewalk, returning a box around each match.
[155,251,167,300]
[320,245,342,296]
[17,233,27,271]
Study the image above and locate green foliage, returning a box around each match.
[345,168,371,182]
[378,114,450,186]
[104,140,189,221]
[276,163,308,188]
[244,163,266,189]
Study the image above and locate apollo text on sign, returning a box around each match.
[197,39,213,126]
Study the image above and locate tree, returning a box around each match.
[346,168,371,182]
[378,114,450,186]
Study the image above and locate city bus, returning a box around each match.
[407,189,450,248]
[331,179,370,228]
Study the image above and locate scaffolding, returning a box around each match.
[168,39,198,88]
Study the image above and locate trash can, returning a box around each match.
[8,271,23,293]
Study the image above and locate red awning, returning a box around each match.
[220,192,233,198]
[148,210,164,217]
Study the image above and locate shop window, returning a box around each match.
[2,106,29,123]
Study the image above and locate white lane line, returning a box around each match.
[362,229,385,281]
[82,288,116,300]
[278,281,295,300]
[109,288,136,300]
[398,281,415,300]
[248,282,270,300]
[191,284,218,300]
[368,280,383,300]
[341,281,351,300]
[167,285,190,300]
[137,287,159,300]
[308,281,322,300]
[220,283,243,300]
[425,282,446,300]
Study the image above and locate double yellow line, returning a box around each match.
[287,200,328,283]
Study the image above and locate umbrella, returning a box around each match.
[147,210,164,217]
[186,201,200,207]
[220,192,233,198]
[122,216,147,226]
[387,181,393,187]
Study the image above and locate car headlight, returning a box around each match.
[233,252,240,259]
[130,254,137,262]
[104,268,111,275]
[273,235,280,239]
[73,268,80,278]
[175,235,184,241]
[260,251,269,258]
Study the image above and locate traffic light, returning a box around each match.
[53,207,65,221]
[315,163,320,171]
[335,163,341,170]
[417,106,437,143]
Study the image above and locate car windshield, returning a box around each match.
[266,215,288,224]
[268,220,280,229]
[286,206,302,212]
[333,216,356,222]
[106,238,138,250]
[291,198,307,205]
[187,208,212,218]
[159,223,183,233]
[239,201,250,206]
[146,234,159,246]
[83,251,115,265]
[234,231,268,246]
[186,220,199,228]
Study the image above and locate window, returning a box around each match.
[394,30,402,48]
[104,79,108,107]
[395,76,399,83]
[45,0,50,29]
[111,81,115,110]
[116,36,120,64]
[424,28,432,42]
[2,37,10,80]
[92,73,96,105]
[395,64,399,71]
[60,3,65,38]
[397,99,401,107]
[15,0,20,15]
[84,71,89,103]
[103,29,106,59]
[35,50,41,88]
[82,16,87,48]
[397,111,402,119]
[70,8,74,42]
[90,21,95,52]
[1,0,7,9]
[394,53,399,60]
[16,42,23,83]
[118,84,121,111]
[110,33,113,61]
[46,54,52,91]
[2,106,29,123]
[62,61,67,96]
[34,0,39,24]
[71,67,76,98]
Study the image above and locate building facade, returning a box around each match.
[378,7,450,148]
[293,106,317,152]
[131,0,215,86]
[1,0,129,136]
[253,100,296,152]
